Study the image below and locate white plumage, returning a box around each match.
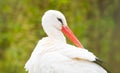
[25,10,108,73]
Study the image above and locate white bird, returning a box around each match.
[25,10,109,73]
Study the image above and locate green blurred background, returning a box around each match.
[0,0,120,73]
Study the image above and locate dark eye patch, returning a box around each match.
[57,18,63,24]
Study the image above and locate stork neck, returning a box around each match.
[44,27,66,43]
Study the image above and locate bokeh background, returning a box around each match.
[0,0,120,73]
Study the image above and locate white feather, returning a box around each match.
[25,37,107,73]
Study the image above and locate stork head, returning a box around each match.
[42,10,84,48]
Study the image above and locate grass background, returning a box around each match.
[0,0,120,73]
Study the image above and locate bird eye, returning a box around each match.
[57,18,63,24]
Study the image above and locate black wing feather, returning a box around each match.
[93,58,111,73]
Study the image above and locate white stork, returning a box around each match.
[25,10,109,73]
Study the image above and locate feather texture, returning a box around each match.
[25,37,107,73]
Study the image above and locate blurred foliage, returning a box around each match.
[0,0,120,73]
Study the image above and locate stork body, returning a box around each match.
[25,10,108,73]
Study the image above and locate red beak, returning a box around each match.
[61,25,84,48]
